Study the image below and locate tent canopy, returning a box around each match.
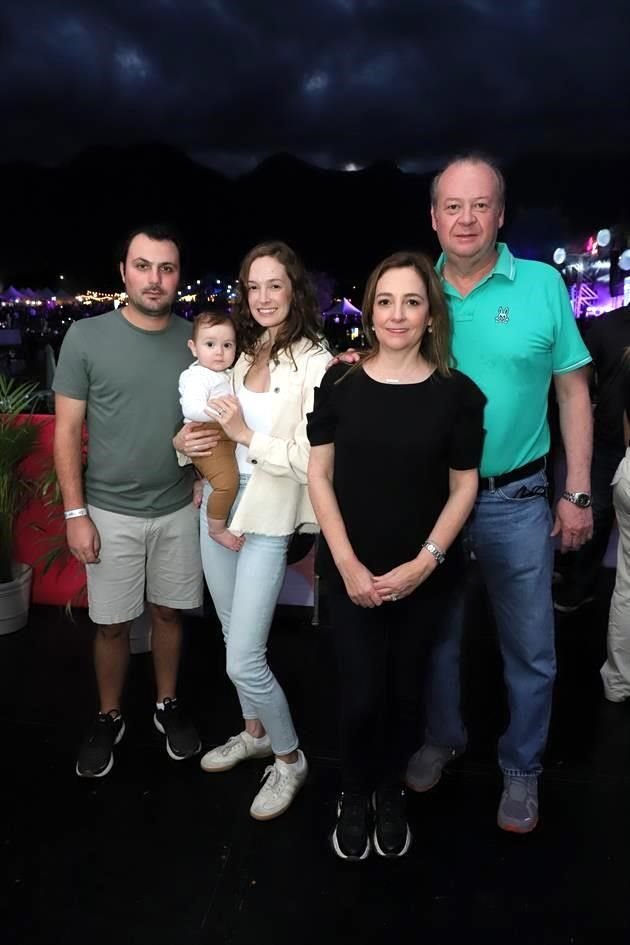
[1,286,25,301]
[323,297,362,318]
[0,286,65,302]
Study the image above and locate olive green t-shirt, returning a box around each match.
[53,309,194,516]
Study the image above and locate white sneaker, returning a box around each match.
[200,731,273,772]
[249,750,308,821]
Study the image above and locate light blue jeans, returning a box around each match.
[199,478,296,755]
[424,467,555,776]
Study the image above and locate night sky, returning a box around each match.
[2,0,628,173]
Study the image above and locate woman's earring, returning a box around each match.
[427,324,433,333]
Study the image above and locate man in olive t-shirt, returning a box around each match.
[53,224,203,778]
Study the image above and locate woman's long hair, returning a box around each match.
[233,241,323,365]
[360,251,453,376]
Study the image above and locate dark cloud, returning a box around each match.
[1,0,628,171]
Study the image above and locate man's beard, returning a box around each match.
[130,291,173,318]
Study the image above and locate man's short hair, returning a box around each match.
[119,223,184,268]
[430,152,506,209]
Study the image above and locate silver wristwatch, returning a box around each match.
[422,539,446,565]
[561,491,592,509]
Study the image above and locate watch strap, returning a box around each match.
[561,491,592,508]
[422,539,446,565]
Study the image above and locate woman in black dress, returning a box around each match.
[307,251,486,861]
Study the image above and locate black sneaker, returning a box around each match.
[331,792,371,861]
[153,697,201,760]
[372,785,412,858]
[76,710,125,778]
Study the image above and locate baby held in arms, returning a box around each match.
[178,311,242,551]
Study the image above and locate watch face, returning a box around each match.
[563,491,591,508]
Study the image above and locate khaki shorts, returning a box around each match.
[86,503,203,625]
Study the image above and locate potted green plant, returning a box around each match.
[0,374,41,633]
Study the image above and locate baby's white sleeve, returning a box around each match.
[179,368,215,423]
[207,376,233,400]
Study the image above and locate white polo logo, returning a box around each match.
[495,306,510,323]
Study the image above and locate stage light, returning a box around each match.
[597,228,612,248]
[619,249,630,272]
[553,247,567,265]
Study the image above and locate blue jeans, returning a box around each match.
[199,478,296,755]
[425,467,555,776]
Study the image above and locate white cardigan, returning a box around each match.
[229,337,330,536]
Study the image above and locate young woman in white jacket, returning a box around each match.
[177,241,329,820]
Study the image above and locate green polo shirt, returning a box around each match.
[437,243,591,478]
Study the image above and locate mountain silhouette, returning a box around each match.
[0,144,628,290]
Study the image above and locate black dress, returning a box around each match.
[308,362,486,596]
[307,362,486,792]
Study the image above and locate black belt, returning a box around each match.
[479,457,545,492]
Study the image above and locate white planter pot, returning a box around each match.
[0,562,33,635]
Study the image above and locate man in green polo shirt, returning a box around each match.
[53,224,203,778]
[405,155,593,833]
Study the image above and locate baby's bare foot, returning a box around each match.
[209,526,245,551]
[192,479,204,509]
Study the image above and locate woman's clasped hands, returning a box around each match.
[339,553,437,608]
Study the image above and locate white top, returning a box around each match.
[236,385,274,474]
[228,337,331,536]
[178,361,233,423]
